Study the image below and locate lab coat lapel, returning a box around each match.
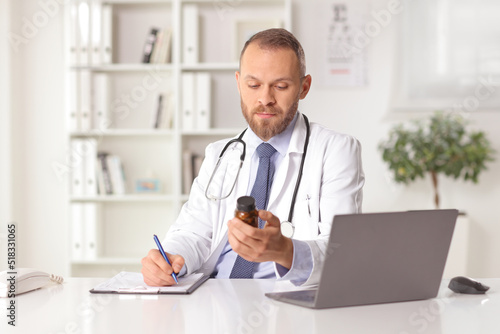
[268,113,307,207]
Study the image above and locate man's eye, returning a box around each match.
[248,84,259,89]
[276,85,288,90]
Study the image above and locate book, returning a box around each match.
[142,28,159,63]
[150,28,172,64]
[151,93,174,129]
[97,152,113,195]
[151,94,164,129]
[106,155,126,195]
[90,272,209,295]
[182,150,204,194]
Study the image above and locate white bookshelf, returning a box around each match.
[65,0,291,276]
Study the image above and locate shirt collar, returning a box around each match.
[245,112,299,158]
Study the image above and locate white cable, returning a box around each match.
[49,274,64,284]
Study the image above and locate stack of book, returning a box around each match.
[183,151,204,194]
[142,27,173,64]
[96,152,127,196]
[151,93,174,129]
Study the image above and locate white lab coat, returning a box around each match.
[163,113,364,286]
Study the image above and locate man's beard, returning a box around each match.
[241,99,299,141]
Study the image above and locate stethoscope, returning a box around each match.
[205,113,310,238]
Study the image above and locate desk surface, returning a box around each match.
[2,277,499,334]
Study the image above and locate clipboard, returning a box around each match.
[89,272,209,295]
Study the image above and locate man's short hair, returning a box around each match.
[239,28,306,77]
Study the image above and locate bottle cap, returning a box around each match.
[237,196,256,212]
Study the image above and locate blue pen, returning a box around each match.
[153,234,179,284]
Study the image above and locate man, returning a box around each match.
[141,28,364,286]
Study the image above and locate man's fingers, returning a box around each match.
[141,249,183,286]
[258,210,280,227]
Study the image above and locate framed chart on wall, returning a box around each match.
[232,18,282,62]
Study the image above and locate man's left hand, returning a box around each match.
[227,210,293,269]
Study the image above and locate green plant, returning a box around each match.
[378,112,495,208]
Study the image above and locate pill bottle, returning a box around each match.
[235,196,258,228]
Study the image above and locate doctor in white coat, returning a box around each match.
[141,28,364,287]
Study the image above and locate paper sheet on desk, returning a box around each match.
[90,272,208,294]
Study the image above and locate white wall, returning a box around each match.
[10,0,68,274]
[7,0,500,278]
[0,0,12,270]
[295,0,500,278]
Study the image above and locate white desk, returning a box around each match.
[1,278,499,334]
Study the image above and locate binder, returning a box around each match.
[67,71,79,132]
[93,73,109,130]
[83,138,98,196]
[70,140,85,196]
[83,203,101,260]
[195,72,211,130]
[70,203,84,261]
[182,72,195,131]
[80,70,92,131]
[182,4,199,64]
[77,0,91,66]
[101,4,113,64]
[90,272,209,295]
[90,0,102,66]
[67,0,80,66]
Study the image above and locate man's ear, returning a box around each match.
[299,74,312,100]
[235,71,241,94]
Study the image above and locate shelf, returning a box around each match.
[181,62,239,71]
[181,128,242,136]
[71,257,142,265]
[70,129,174,137]
[103,0,172,5]
[71,63,174,72]
[70,195,175,202]
[66,0,291,277]
[182,0,287,5]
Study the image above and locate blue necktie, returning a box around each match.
[230,143,277,279]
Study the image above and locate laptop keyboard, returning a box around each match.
[276,289,317,303]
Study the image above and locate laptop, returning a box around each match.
[265,209,458,309]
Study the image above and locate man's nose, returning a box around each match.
[258,86,276,106]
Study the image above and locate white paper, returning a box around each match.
[92,272,205,293]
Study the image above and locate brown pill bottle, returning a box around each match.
[235,196,259,228]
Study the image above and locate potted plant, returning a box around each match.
[378,112,495,209]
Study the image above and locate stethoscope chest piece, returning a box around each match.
[280,221,294,238]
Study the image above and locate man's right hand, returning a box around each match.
[141,249,185,286]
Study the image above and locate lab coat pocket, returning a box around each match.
[291,194,320,240]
